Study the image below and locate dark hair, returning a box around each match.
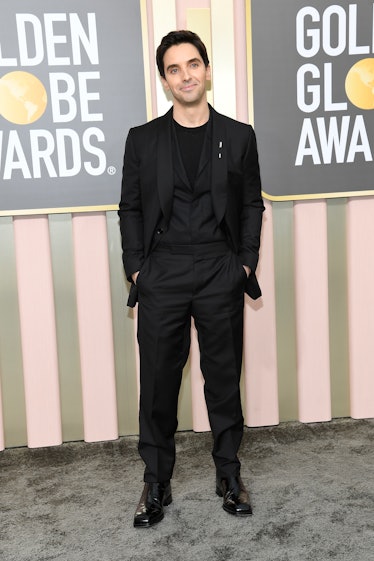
[156,30,210,78]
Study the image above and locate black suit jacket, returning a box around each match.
[119,106,264,307]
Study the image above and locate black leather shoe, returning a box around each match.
[133,482,172,528]
[216,476,253,516]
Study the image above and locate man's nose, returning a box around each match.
[181,67,191,81]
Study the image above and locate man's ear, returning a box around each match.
[206,65,211,81]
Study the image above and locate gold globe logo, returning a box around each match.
[345,58,374,111]
[0,71,47,125]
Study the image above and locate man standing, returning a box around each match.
[119,30,264,528]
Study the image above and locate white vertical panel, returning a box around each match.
[152,0,177,115]
[294,201,331,423]
[210,0,236,118]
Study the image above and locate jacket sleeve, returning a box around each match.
[118,129,145,283]
[238,126,265,273]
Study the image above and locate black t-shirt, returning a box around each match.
[173,120,208,186]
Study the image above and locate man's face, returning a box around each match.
[160,43,211,107]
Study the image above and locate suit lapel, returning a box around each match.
[194,117,211,184]
[210,108,228,224]
[157,108,174,223]
[172,124,192,189]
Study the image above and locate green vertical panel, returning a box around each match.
[106,211,139,435]
[272,201,299,421]
[48,214,84,442]
[326,199,350,417]
[0,217,27,447]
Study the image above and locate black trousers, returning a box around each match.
[136,242,247,483]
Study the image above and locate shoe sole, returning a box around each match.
[134,511,164,528]
[222,503,253,516]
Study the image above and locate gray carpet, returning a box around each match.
[1,418,373,561]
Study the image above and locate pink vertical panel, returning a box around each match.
[244,200,279,426]
[13,216,62,448]
[72,213,118,442]
[347,198,374,419]
[294,201,331,423]
[233,0,249,124]
[190,321,210,431]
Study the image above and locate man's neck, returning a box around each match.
[172,101,210,128]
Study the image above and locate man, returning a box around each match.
[119,30,264,528]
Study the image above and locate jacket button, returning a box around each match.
[156,228,163,235]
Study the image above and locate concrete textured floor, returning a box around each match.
[1,418,373,561]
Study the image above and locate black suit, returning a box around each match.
[119,106,264,482]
